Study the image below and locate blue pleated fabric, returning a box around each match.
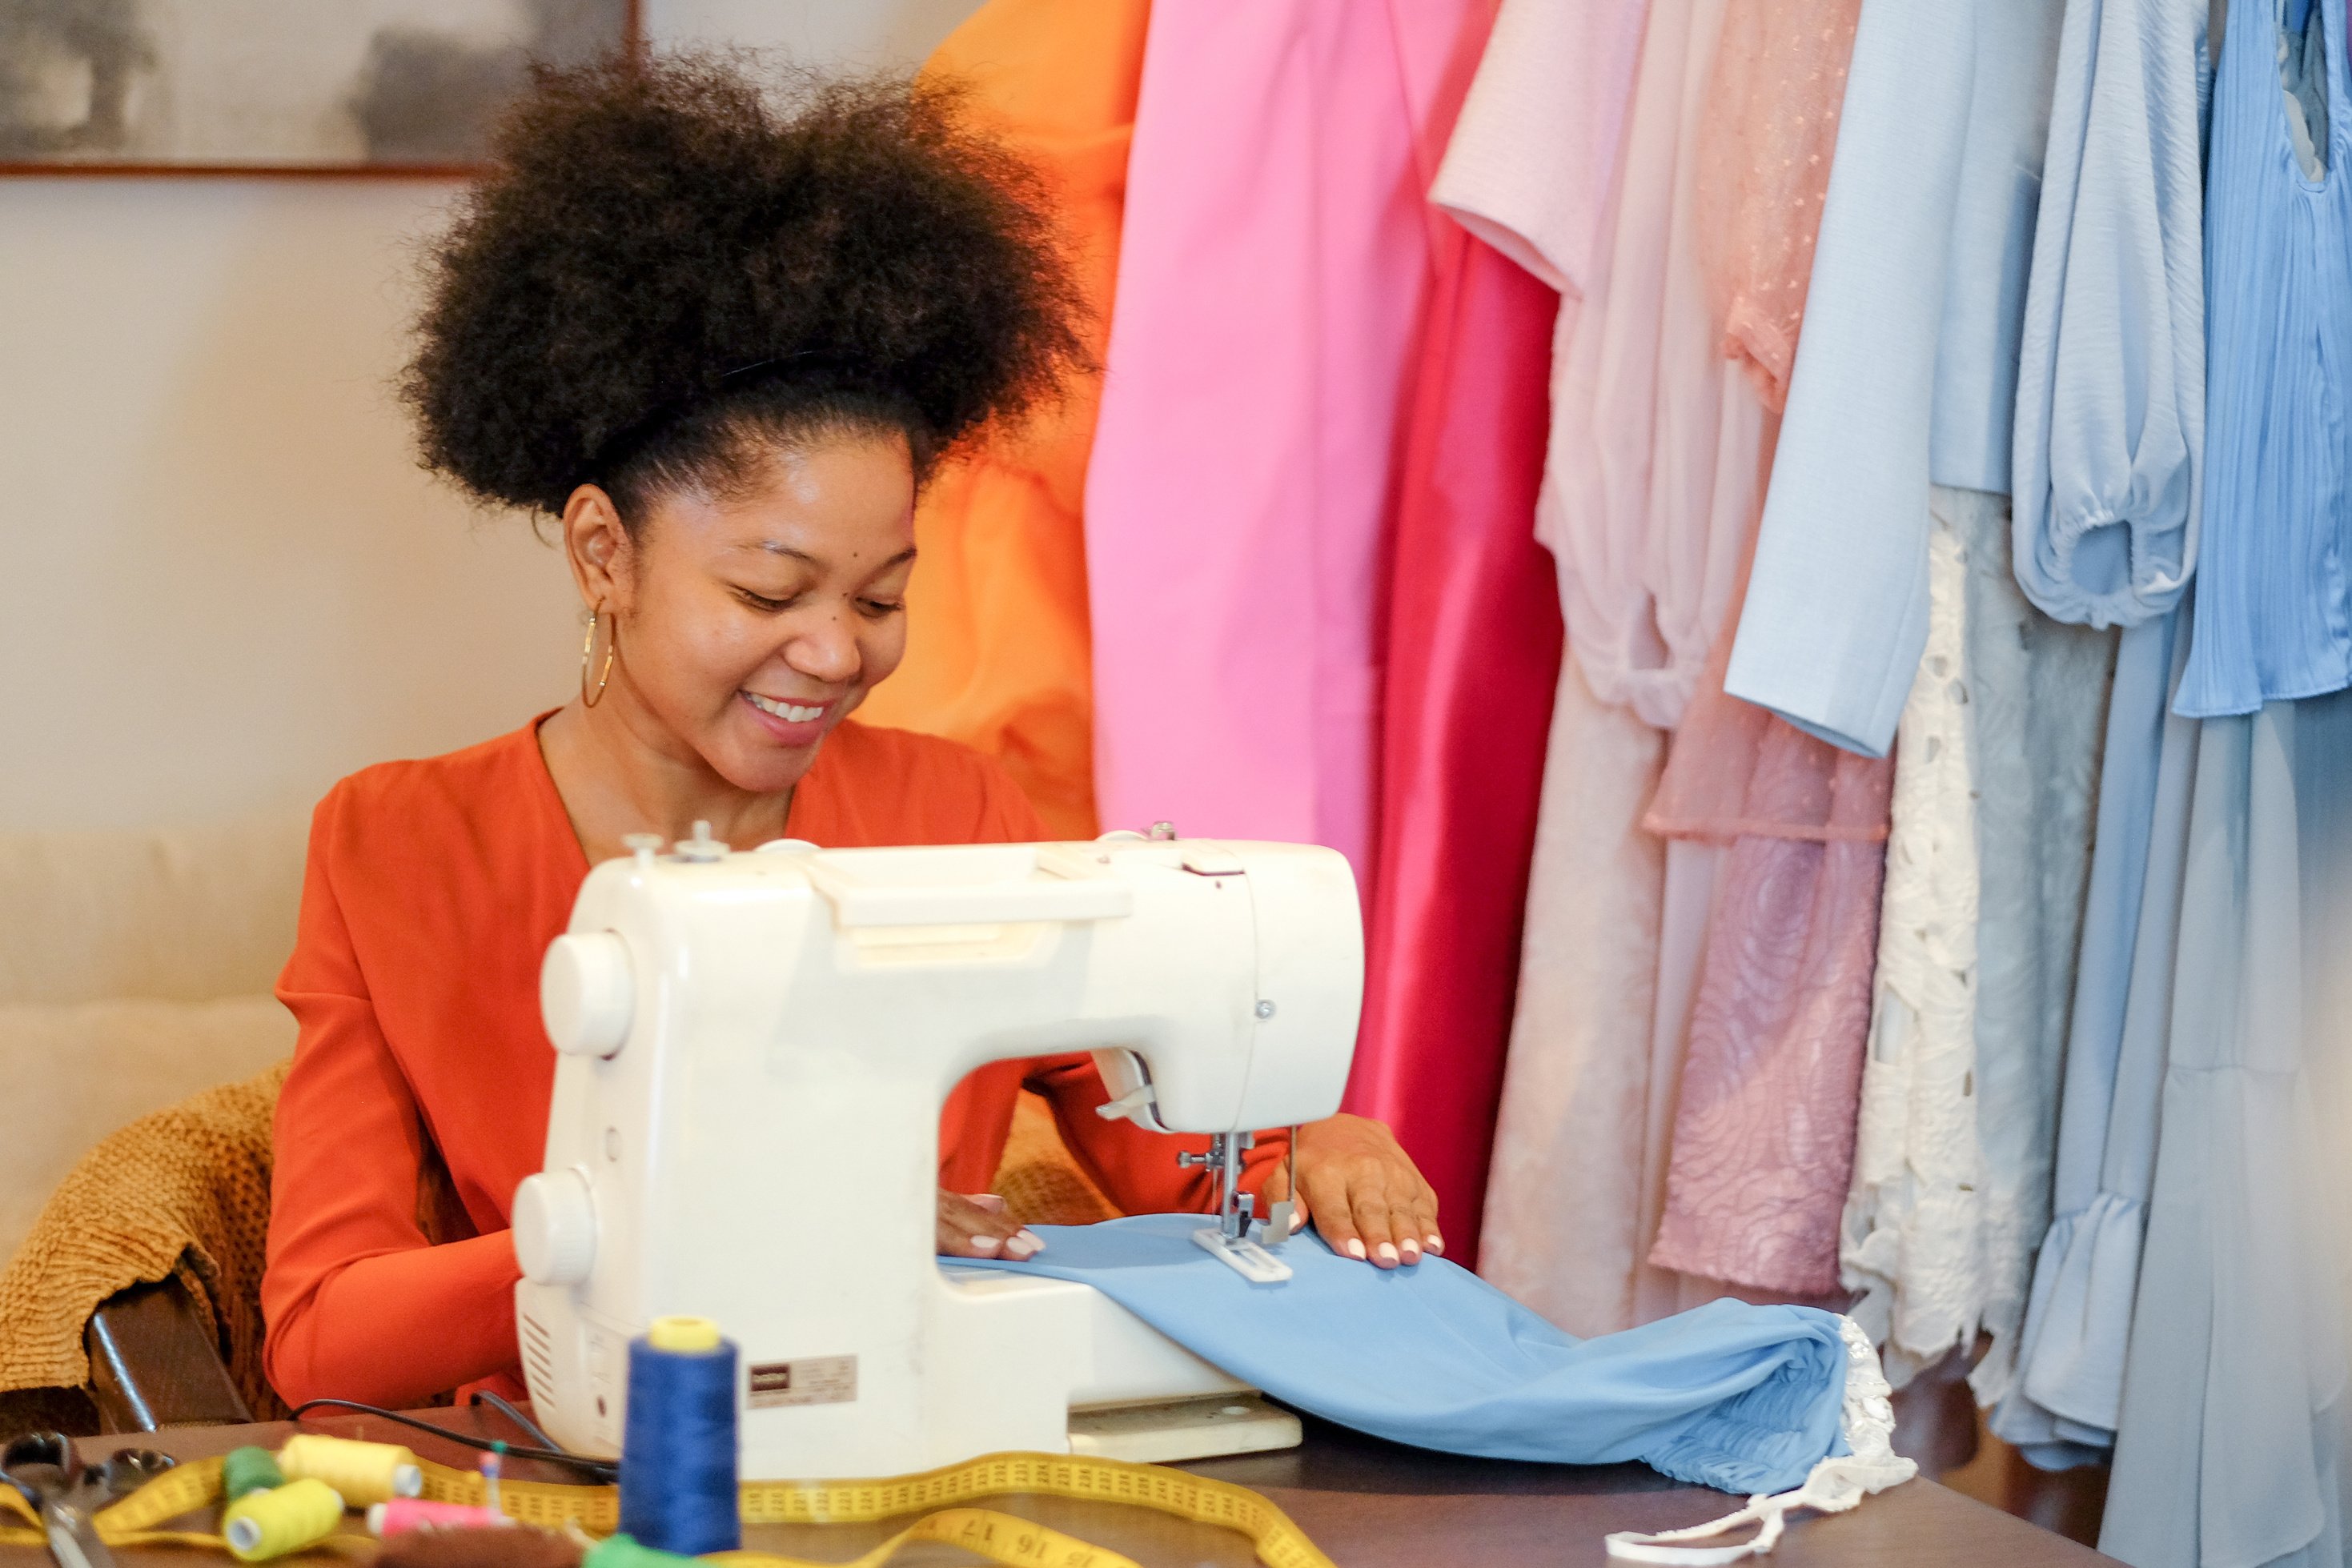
[957,1213,1853,1495]
[2173,0,2352,717]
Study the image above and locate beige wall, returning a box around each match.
[0,0,981,836]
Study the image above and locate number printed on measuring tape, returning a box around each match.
[52,1447,1335,1568]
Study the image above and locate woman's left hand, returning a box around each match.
[1260,1113,1441,1269]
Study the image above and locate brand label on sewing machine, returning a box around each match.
[746,1355,858,1409]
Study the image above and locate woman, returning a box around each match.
[261,57,1440,1411]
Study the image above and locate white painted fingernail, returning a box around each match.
[1400,1238,1422,1261]
[1376,1241,1399,1265]
[1427,1233,1446,1254]
[970,1235,1001,1254]
[1345,1238,1367,1260]
[1005,1234,1039,1259]
[1290,1209,1306,1233]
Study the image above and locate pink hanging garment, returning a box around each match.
[1643,558,1894,1292]
[1084,0,1488,879]
[1347,232,1560,1269]
[1426,0,1660,1333]
[1451,0,1768,1337]
[1642,0,1884,1295]
[1692,0,1864,414]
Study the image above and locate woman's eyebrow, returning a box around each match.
[736,542,917,568]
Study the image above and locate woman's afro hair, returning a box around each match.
[402,53,1087,516]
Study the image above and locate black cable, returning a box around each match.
[467,1390,564,1454]
[287,1398,620,1481]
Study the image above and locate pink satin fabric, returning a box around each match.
[1084,0,1491,878]
[1348,233,1560,1269]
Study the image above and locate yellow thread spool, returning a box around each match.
[644,1316,720,1353]
[223,1478,346,1562]
[276,1435,423,1506]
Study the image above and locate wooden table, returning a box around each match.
[10,1409,2117,1567]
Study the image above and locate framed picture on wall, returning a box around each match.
[0,0,640,175]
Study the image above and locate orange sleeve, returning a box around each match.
[973,751,1054,842]
[262,788,521,1408]
[1025,1055,1292,1217]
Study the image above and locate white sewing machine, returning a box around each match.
[509,828,1363,1480]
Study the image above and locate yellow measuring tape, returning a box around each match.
[0,1449,1334,1568]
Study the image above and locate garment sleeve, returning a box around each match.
[2009,0,2206,628]
[971,752,1054,842]
[1721,0,1977,757]
[1024,1053,1290,1216]
[261,789,521,1409]
[1427,0,1649,298]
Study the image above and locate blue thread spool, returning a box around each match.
[619,1315,741,1555]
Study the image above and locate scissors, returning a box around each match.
[1,1434,176,1568]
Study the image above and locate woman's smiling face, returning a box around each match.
[565,427,917,796]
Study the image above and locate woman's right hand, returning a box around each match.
[937,1189,1044,1260]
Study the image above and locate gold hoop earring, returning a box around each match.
[580,607,617,708]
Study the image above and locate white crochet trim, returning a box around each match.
[1603,1317,1919,1563]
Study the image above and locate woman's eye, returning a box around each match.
[859,599,905,619]
[737,588,793,612]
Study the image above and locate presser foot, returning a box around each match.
[1192,1227,1293,1283]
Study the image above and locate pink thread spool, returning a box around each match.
[366,1499,515,1538]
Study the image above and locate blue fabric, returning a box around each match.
[1993,608,2189,1466]
[2101,680,2352,1568]
[1723,0,2064,756]
[958,1214,1852,1496]
[2173,0,2352,717]
[2007,0,2209,631]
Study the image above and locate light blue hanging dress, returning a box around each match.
[2173,0,2352,717]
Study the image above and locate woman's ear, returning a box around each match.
[560,483,633,612]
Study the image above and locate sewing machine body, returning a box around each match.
[512,835,1362,1480]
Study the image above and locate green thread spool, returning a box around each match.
[223,1478,346,1562]
[221,1447,284,1502]
[583,1534,700,1568]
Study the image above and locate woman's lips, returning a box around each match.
[740,689,833,744]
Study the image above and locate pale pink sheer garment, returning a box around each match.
[1644,618,1892,1291]
[1640,0,1882,1295]
[1693,0,1864,414]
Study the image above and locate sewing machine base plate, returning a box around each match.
[1066,1393,1302,1465]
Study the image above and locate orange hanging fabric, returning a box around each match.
[861,0,1150,839]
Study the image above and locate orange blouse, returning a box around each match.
[263,716,1282,1410]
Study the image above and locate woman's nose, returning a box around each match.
[783,609,861,684]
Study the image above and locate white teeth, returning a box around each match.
[747,692,824,724]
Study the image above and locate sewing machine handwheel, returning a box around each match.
[544,932,635,1058]
[514,1169,598,1285]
